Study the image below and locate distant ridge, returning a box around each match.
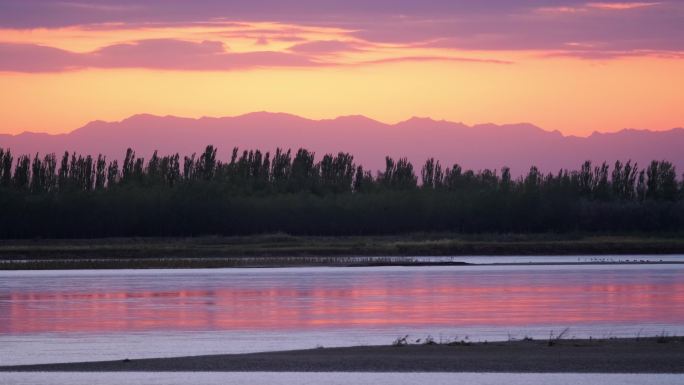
[1,112,683,175]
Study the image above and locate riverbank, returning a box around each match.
[2,337,682,373]
[1,233,683,269]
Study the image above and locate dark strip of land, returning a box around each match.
[2,338,682,373]
[1,234,683,269]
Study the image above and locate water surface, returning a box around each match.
[1,263,683,365]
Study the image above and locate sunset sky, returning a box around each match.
[1,1,683,136]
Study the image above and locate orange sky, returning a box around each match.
[1,17,683,136]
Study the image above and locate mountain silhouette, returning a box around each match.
[2,112,683,175]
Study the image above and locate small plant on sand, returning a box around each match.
[447,336,471,346]
[548,327,570,346]
[392,335,409,347]
[423,335,437,345]
[656,331,671,344]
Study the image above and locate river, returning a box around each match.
[1,262,684,366]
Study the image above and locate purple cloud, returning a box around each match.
[0,1,537,28]
[1,1,682,57]
[0,38,513,73]
[288,40,364,54]
[359,56,513,66]
[0,39,319,72]
[0,43,81,72]
[92,39,226,69]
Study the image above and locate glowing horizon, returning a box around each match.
[1,1,683,136]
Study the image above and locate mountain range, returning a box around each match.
[1,112,683,176]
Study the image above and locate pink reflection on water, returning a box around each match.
[1,268,684,334]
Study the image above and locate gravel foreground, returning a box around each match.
[2,338,683,373]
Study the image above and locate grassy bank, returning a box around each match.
[1,233,683,270]
[2,337,682,373]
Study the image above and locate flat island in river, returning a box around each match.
[2,337,683,373]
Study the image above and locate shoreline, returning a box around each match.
[1,234,683,270]
[2,337,683,373]
[2,259,683,270]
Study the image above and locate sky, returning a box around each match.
[0,0,683,136]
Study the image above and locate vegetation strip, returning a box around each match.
[2,146,684,238]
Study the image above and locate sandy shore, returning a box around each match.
[2,337,683,373]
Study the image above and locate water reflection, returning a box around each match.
[2,266,683,335]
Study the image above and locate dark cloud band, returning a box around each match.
[1,1,682,56]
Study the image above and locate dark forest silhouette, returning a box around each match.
[1,145,683,238]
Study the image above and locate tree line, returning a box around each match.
[1,145,683,238]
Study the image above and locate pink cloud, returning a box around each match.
[544,49,684,60]
[0,43,81,72]
[0,39,320,72]
[91,39,227,69]
[359,56,513,66]
[288,40,364,54]
[537,2,660,14]
[586,2,661,10]
[56,2,144,12]
[216,32,307,42]
[535,6,587,14]
[3,1,682,57]
[0,38,512,73]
